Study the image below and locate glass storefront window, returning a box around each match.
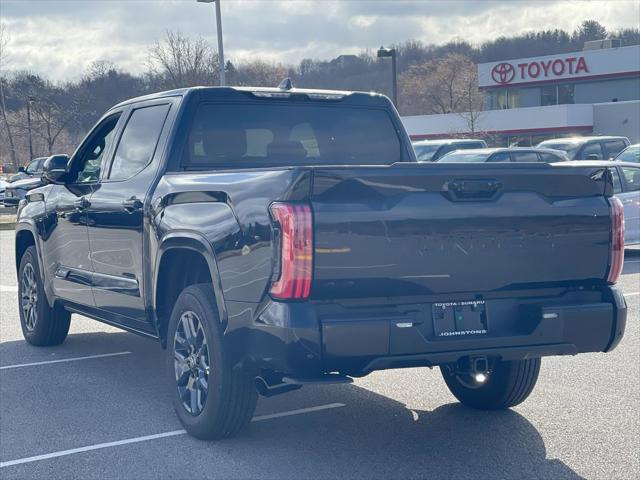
[507,89,520,108]
[541,84,574,106]
[486,89,520,110]
[558,84,574,104]
[541,86,556,106]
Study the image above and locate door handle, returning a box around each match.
[73,197,90,210]
[122,197,143,212]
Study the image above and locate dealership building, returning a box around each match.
[403,42,640,145]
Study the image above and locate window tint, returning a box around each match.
[621,167,640,192]
[603,140,627,158]
[539,152,565,162]
[109,104,170,180]
[610,168,623,194]
[488,152,511,162]
[75,114,121,184]
[511,151,539,162]
[615,145,639,163]
[580,142,604,160]
[414,144,440,161]
[183,103,402,168]
[25,159,40,174]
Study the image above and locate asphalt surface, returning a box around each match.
[0,229,638,479]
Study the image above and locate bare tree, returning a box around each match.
[148,30,218,88]
[31,88,78,155]
[399,53,480,117]
[0,23,19,169]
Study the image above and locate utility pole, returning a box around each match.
[197,0,226,86]
[377,46,398,107]
[26,96,35,160]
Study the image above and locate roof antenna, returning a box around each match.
[278,78,293,90]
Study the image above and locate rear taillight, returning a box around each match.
[607,197,625,284]
[269,202,313,300]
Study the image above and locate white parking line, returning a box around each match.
[0,403,346,468]
[0,285,17,292]
[625,292,640,297]
[0,351,132,370]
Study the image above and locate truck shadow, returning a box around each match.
[0,330,584,480]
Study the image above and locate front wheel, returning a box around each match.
[166,284,257,440]
[440,357,541,410]
[18,246,70,346]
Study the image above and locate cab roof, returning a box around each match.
[112,85,389,110]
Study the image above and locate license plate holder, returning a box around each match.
[432,300,487,337]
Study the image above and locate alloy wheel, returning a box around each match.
[174,310,211,416]
[20,263,38,332]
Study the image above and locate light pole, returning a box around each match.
[377,46,397,107]
[26,96,35,160]
[197,0,226,86]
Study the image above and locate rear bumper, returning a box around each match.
[248,286,627,377]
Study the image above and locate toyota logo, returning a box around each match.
[491,62,515,84]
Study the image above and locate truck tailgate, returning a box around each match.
[310,163,611,299]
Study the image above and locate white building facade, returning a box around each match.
[403,44,640,145]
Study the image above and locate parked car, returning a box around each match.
[412,138,487,162]
[536,136,630,160]
[613,144,639,163]
[610,162,640,245]
[437,147,569,163]
[0,179,8,205]
[15,85,627,440]
[3,175,46,207]
[9,157,47,182]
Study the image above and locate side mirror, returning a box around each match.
[42,154,70,184]
[18,166,26,173]
[586,154,600,160]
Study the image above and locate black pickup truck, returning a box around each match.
[15,85,627,440]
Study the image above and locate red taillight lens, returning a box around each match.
[607,197,625,284]
[269,202,313,300]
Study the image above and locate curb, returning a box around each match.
[0,222,16,230]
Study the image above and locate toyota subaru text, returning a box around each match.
[15,85,627,439]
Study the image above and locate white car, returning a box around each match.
[610,162,640,246]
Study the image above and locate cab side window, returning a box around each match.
[603,140,627,159]
[74,114,121,184]
[488,152,511,162]
[610,168,623,194]
[511,151,539,162]
[621,167,640,192]
[108,104,170,181]
[580,142,604,160]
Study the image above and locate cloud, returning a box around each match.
[1,0,639,81]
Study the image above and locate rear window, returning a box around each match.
[182,103,402,168]
[537,142,579,159]
[413,144,440,161]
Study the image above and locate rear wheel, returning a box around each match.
[440,357,541,410]
[18,246,71,346]
[166,284,257,440]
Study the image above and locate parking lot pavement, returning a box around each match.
[0,228,638,479]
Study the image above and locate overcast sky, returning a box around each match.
[1,0,639,81]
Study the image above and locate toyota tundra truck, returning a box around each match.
[15,85,627,440]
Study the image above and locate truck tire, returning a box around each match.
[440,358,541,410]
[166,284,257,440]
[18,246,71,346]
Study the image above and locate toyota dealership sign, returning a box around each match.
[478,45,640,88]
